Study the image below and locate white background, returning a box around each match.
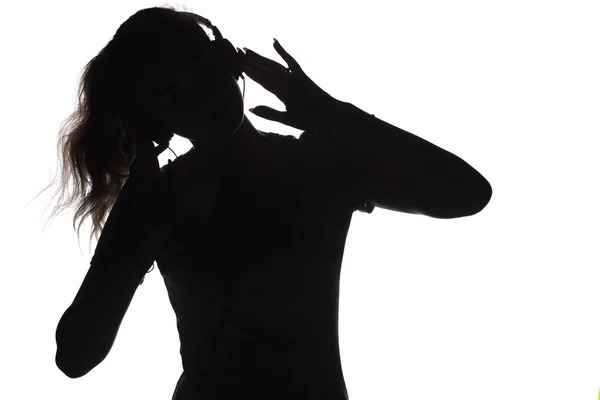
[3,0,599,399]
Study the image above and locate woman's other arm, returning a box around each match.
[55,162,172,379]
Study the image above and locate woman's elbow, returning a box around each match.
[56,350,89,379]
[460,177,492,217]
[470,176,493,215]
[435,175,492,219]
[55,305,107,379]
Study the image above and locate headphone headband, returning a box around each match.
[184,12,223,41]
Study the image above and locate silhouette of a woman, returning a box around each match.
[52,6,492,400]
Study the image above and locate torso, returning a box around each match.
[155,131,357,400]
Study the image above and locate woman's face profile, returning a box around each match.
[135,24,245,143]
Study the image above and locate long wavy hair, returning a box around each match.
[31,4,211,251]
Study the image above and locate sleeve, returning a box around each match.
[298,130,374,214]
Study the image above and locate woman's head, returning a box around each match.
[36,5,244,249]
[127,10,245,142]
[105,7,245,143]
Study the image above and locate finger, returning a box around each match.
[273,39,302,73]
[243,47,288,74]
[243,65,279,92]
[243,59,272,75]
[249,106,287,123]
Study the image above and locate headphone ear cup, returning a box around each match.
[216,39,245,80]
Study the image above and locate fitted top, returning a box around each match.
[149,129,373,400]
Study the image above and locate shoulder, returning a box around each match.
[257,131,322,169]
[258,130,325,156]
[258,130,319,142]
[259,130,298,143]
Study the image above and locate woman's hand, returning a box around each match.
[126,139,166,207]
[240,39,340,132]
[125,139,173,250]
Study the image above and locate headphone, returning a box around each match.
[143,13,248,159]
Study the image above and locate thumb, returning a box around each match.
[249,106,286,123]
